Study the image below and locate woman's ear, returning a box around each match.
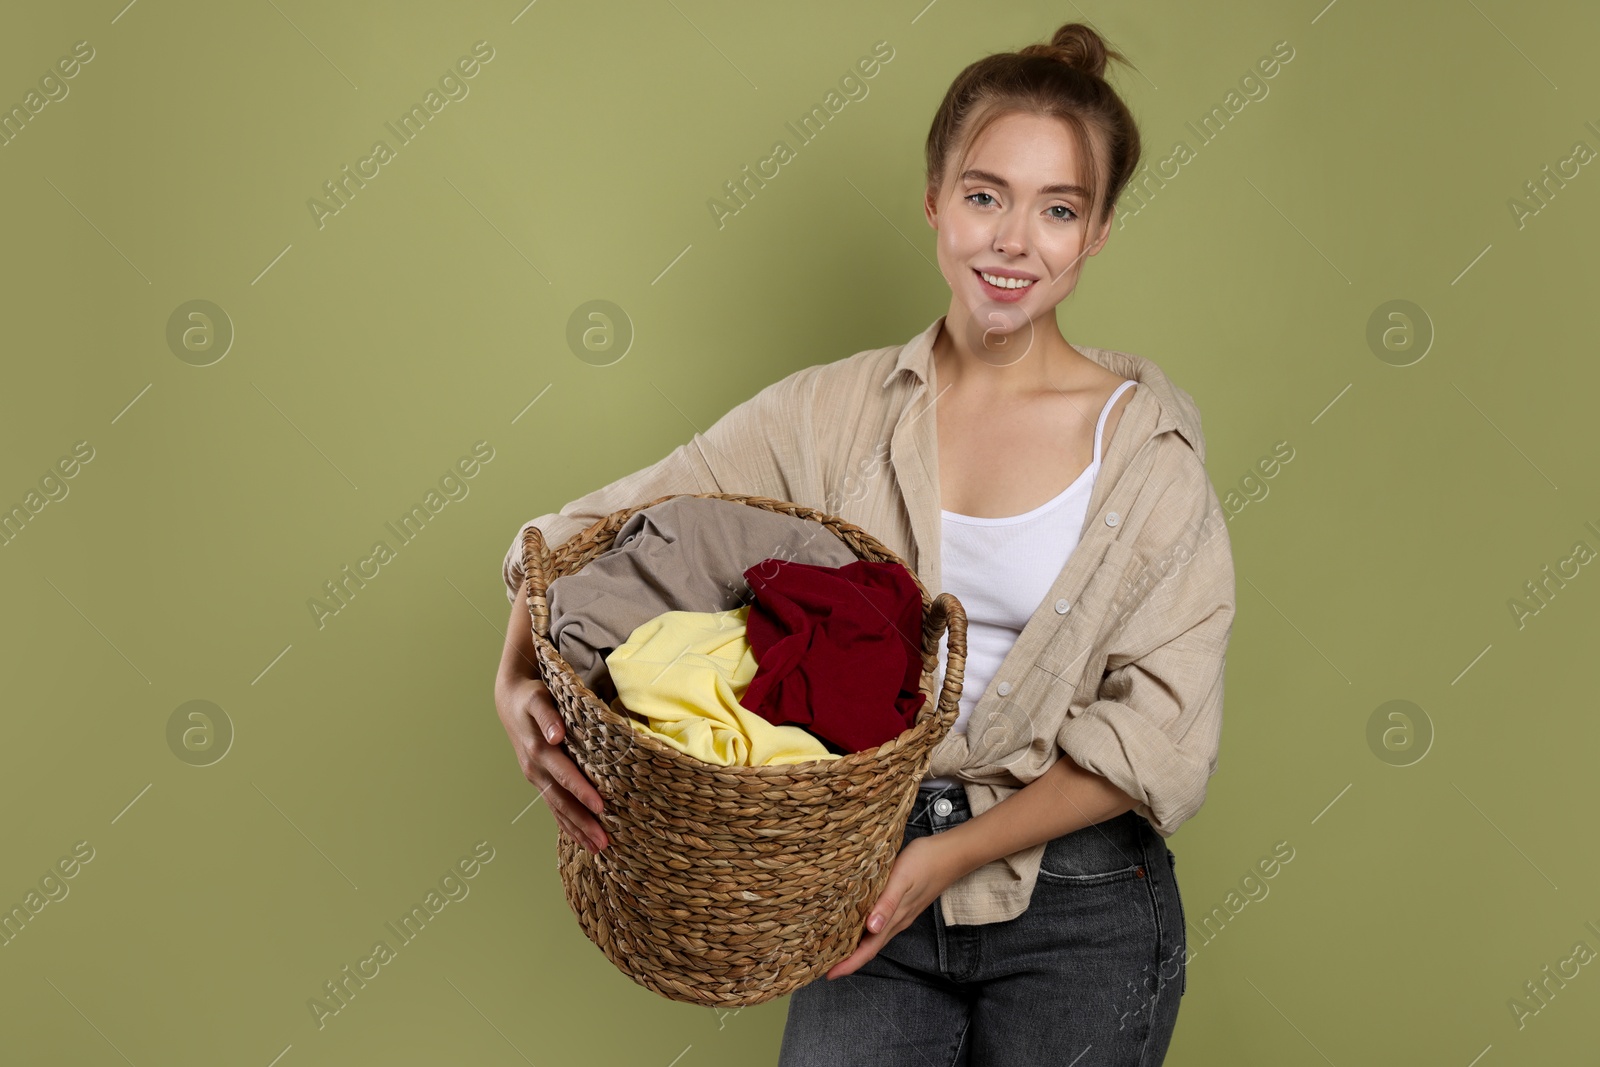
[923,185,941,229]
[1086,205,1116,256]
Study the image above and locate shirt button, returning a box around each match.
[996,681,1012,696]
[1105,511,1120,527]
[1054,598,1070,614]
[933,797,954,817]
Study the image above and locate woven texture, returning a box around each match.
[521,491,967,1007]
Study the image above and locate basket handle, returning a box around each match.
[922,591,967,727]
[520,523,553,639]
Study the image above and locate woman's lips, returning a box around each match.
[974,268,1033,302]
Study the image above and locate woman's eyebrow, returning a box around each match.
[959,168,1086,197]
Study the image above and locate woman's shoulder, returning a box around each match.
[1074,341,1210,465]
[754,336,910,411]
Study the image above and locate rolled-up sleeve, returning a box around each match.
[1055,460,1236,835]
[501,366,820,603]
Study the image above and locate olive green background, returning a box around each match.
[3,0,1597,1063]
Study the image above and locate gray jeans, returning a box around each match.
[778,784,1186,1065]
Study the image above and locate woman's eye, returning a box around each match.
[965,192,996,207]
[1047,205,1078,221]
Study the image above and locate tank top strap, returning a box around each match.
[1093,379,1138,465]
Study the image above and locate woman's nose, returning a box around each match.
[992,222,1026,255]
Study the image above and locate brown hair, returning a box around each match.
[925,22,1142,231]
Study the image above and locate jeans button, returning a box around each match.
[933,797,953,817]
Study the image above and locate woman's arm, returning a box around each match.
[938,460,1237,875]
[497,581,540,681]
[1054,469,1235,835]
[494,583,611,853]
[938,752,1139,876]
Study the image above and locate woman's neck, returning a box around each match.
[932,309,1099,398]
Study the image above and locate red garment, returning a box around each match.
[737,557,927,754]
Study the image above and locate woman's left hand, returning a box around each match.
[825,833,969,981]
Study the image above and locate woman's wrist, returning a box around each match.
[928,821,991,883]
[496,654,542,693]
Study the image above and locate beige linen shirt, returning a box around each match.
[502,315,1236,926]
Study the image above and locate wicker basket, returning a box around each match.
[520,491,967,1007]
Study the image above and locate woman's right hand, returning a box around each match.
[496,588,607,854]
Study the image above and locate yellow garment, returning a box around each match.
[605,605,840,767]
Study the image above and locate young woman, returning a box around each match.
[495,21,1235,1066]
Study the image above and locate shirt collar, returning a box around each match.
[881,314,1208,463]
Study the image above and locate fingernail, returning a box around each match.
[868,914,883,932]
[546,726,559,742]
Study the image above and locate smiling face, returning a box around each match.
[924,110,1115,333]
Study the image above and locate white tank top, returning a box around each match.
[921,379,1137,789]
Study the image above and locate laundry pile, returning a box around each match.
[545,497,928,767]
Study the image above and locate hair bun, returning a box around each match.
[1020,22,1112,79]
